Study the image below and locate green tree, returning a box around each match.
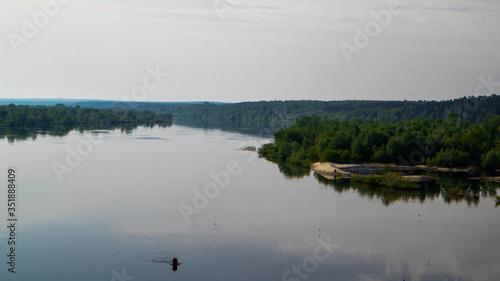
[482,149,500,169]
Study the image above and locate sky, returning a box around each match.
[1,0,499,103]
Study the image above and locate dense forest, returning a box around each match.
[72,95,500,124]
[0,104,172,126]
[258,114,500,169]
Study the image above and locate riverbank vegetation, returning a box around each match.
[352,171,420,189]
[0,104,172,126]
[258,113,500,169]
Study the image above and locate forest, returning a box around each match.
[0,104,172,126]
[74,95,500,124]
[258,113,500,169]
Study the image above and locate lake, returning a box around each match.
[1,122,499,281]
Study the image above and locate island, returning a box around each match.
[258,114,500,190]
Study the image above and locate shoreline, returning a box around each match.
[310,162,492,183]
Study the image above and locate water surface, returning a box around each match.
[0,123,499,281]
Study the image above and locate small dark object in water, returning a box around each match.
[171,257,181,271]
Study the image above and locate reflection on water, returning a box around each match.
[261,156,499,206]
[314,171,499,206]
[0,122,172,142]
[0,124,73,142]
[273,160,311,179]
[0,117,279,142]
[173,118,286,138]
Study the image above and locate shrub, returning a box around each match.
[258,143,279,158]
[482,149,500,169]
[353,172,419,189]
[381,164,393,175]
[320,149,341,162]
[428,148,469,167]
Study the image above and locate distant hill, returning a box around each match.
[0,98,99,106]
[0,98,225,107]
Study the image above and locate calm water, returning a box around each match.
[1,123,499,281]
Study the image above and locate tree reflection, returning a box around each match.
[0,124,74,142]
[0,122,172,143]
[314,172,499,207]
[259,158,311,179]
[314,174,431,206]
[259,149,499,206]
[173,118,285,138]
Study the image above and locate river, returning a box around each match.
[0,122,499,281]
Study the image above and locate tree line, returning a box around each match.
[258,113,500,169]
[0,104,172,126]
[75,95,500,124]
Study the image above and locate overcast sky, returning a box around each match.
[1,0,499,102]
